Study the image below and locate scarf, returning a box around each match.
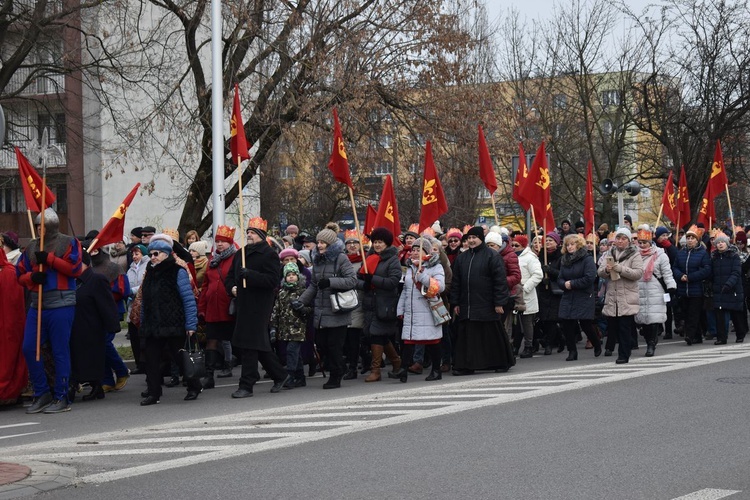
[348,253,363,264]
[639,245,658,282]
[360,253,382,276]
[210,245,237,268]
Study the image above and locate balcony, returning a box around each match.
[0,143,67,169]
[3,69,66,97]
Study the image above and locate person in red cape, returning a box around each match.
[0,247,28,405]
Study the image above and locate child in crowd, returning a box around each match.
[271,263,311,388]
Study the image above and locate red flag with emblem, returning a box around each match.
[327,108,353,189]
[676,165,691,228]
[364,204,377,235]
[419,141,448,233]
[15,147,55,212]
[519,141,555,231]
[697,182,715,226]
[88,183,141,253]
[373,175,402,246]
[660,170,677,223]
[230,84,250,164]
[477,125,497,195]
[707,139,728,198]
[584,160,595,235]
[513,142,530,211]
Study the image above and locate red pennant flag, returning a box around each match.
[230,84,250,164]
[708,139,728,198]
[373,175,402,246]
[584,160,595,235]
[513,142,530,211]
[15,147,55,212]
[660,170,677,224]
[418,141,448,233]
[697,182,715,227]
[88,183,141,253]
[477,125,497,195]
[519,141,555,231]
[364,204,377,235]
[676,165,691,228]
[327,108,353,189]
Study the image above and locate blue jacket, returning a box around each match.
[711,246,744,310]
[672,245,712,298]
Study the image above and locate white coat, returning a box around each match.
[517,247,543,315]
[635,247,677,325]
[397,262,445,342]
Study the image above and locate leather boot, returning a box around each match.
[216,361,233,378]
[383,342,401,377]
[645,331,656,357]
[365,345,383,382]
[200,350,222,389]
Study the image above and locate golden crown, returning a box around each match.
[421,227,436,237]
[636,229,652,241]
[344,229,360,242]
[710,228,723,239]
[462,224,473,234]
[162,228,180,240]
[247,217,267,231]
[407,223,420,234]
[215,225,236,241]
[686,225,704,239]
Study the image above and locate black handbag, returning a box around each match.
[180,337,206,380]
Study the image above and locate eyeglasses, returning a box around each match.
[149,252,161,257]
[448,239,459,243]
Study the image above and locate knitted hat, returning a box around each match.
[714,233,730,246]
[188,240,208,255]
[298,249,312,265]
[655,226,670,239]
[283,262,300,277]
[370,227,394,247]
[514,235,528,248]
[215,225,236,244]
[131,244,148,256]
[411,235,439,252]
[1,232,18,250]
[736,231,747,245]
[575,220,585,229]
[545,231,561,245]
[316,228,338,246]
[624,214,633,224]
[485,231,503,247]
[148,233,174,254]
[562,219,571,226]
[446,228,463,240]
[130,227,143,238]
[489,225,503,234]
[279,248,299,261]
[614,227,632,239]
[285,224,299,235]
[466,226,485,242]
[282,235,295,246]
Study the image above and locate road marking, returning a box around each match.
[0,431,48,441]
[0,423,39,430]
[672,488,742,499]
[4,344,750,485]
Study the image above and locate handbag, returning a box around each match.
[228,297,237,316]
[418,283,451,326]
[180,337,206,380]
[330,289,359,313]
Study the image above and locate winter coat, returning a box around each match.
[271,283,310,342]
[450,242,509,322]
[711,246,744,310]
[198,254,235,324]
[225,241,280,351]
[360,246,401,336]
[557,248,597,320]
[299,239,357,329]
[517,247,543,315]
[398,260,445,342]
[347,256,365,329]
[140,256,197,337]
[672,244,712,298]
[193,256,208,289]
[126,256,149,315]
[536,249,562,321]
[635,246,677,325]
[500,243,522,292]
[597,245,644,317]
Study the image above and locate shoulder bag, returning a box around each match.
[180,337,206,380]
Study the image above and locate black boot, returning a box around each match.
[82,384,105,401]
[323,374,342,389]
[425,368,441,381]
[519,345,533,359]
[200,350,222,389]
[566,349,578,361]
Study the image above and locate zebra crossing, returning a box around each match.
[3,343,750,486]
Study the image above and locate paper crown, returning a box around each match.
[686,225,704,238]
[407,223,420,235]
[735,226,745,236]
[636,228,652,241]
[421,227,436,238]
[446,227,462,239]
[215,225,236,243]
[710,228,724,239]
[344,229,361,243]
[462,224,473,234]
[162,228,180,241]
[607,232,616,241]
[247,217,268,231]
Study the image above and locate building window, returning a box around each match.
[279,166,296,179]
[409,162,419,174]
[54,183,67,213]
[38,113,66,145]
[409,134,425,147]
[313,138,326,152]
[0,187,19,213]
[601,90,621,107]
[374,161,393,176]
[553,94,568,108]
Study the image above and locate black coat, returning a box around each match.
[70,268,121,382]
[557,249,596,320]
[711,246,744,310]
[226,242,281,351]
[536,249,562,321]
[360,246,401,336]
[450,242,509,322]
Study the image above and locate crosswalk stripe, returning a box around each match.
[0,423,39,430]
[671,488,741,499]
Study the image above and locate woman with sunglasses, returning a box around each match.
[634,226,676,357]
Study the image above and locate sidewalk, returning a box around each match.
[0,461,74,498]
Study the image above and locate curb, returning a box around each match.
[0,462,75,499]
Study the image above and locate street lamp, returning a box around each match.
[599,178,641,228]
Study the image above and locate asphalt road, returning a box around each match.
[2,339,750,500]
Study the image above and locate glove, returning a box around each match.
[361,273,373,285]
[35,251,49,264]
[291,300,304,312]
[31,272,47,285]
[318,278,330,289]
[721,285,730,294]
[239,268,252,280]
[667,288,677,294]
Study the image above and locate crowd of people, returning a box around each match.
[1,210,748,413]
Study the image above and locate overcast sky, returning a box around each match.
[485,0,654,25]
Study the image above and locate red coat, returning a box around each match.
[500,243,522,290]
[0,249,27,404]
[197,256,235,323]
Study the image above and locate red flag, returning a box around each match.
[708,139,728,198]
[519,141,555,231]
[477,125,497,195]
[373,175,402,246]
[513,142,530,211]
[230,84,250,164]
[328,108,353,189]
[660,170,677,223]
[418,141,448,233]
[88,183,141,253]
[584,160,595,235]
[697,182,715,227]
[676,165,691,228]
[15,147,55,212]
[364,204,377,235]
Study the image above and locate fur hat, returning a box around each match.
[188,240,208,255]
[466,226,485,242]
[316,228,338,246]
[370,227,394,247]
[485,231,503,247]
[545,231,561,245]
[278,248,299,261]
[148,233,174,254]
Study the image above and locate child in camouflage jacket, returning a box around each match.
[271,262,310,387]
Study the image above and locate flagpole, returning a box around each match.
[654,202,664,231]
[726,184,736,242]
[27,209,36,239]
[348,186,368,274]
[490,192,499,226]
[87,238,99,253]
[35,175,47,362]
[237,155,246,287]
